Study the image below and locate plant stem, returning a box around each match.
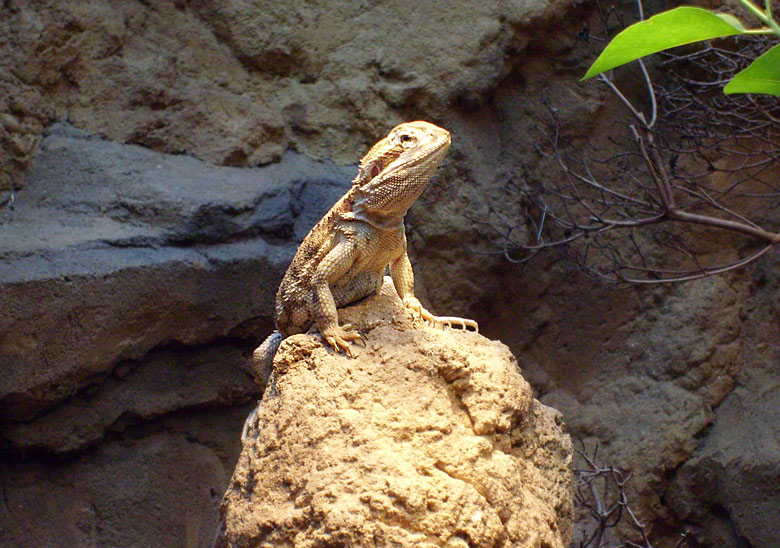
[739,0,780,36]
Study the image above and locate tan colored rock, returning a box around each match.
[0,0,581,191]
[217,278,572,547]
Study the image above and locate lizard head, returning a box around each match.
[351,121,450,226]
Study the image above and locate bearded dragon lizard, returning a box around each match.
[252,121,477,382]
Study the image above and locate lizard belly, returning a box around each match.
[330,227,402,307]
[331,270,384,308]
[276,223,403,336]
[276,269,382,336]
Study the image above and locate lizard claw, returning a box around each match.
[403,296,440,327]
[339,323,367,347]
[323,324,364,357]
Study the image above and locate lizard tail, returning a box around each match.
[242,331,283,442]
[241,406,259,442]
[252,330,283,384]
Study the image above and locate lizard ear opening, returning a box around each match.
[354,160,382,187]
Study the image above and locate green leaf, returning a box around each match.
[724,43,780,96]
[714,13,746,32]
[583,7,746,80]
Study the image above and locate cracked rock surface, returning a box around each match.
[217,278,573,548]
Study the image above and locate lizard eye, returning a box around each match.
[370,163,381,178]
[399,133,416,147]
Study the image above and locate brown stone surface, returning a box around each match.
[486,252,780,546]
[217,278,573,548]
[0,0,582,192]
[0,406,252,548]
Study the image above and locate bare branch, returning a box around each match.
[574,442,692,548]
[478,17,780,284]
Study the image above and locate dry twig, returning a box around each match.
[484,1,780,284]
[574,443,692,548]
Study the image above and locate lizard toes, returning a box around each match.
[326,336,350,355]
[325,336,341,353]
[340,326,364,343]
[436,316,479,332]
[323,327,363,357]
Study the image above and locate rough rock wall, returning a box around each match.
[1,0,779,547]
[217,279,573,548]
[0,0,579,191]
[488,248,780,548]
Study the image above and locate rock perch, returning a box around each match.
[216,278,573,547]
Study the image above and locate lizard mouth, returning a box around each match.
[381,134,450,179]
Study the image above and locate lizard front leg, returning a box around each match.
[390,250,478,332]
[311,235,366,356]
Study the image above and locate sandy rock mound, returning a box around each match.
[216,278,572,547]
